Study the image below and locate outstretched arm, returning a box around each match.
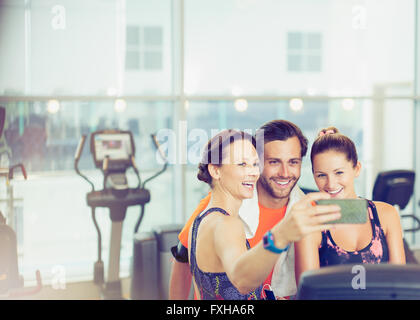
[214,215,280,294]
[214,192,341,294]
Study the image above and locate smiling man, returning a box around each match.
[169,120,314,299]
[257,136,303,207]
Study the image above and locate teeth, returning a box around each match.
[242,182,254,188]
[275,180,290,185]
[328,188,342,194]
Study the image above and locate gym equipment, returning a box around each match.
[74,129,168,299]
[296,264,420,300]
[154,224,183,299]
[372,170,419,263]
[130,231,159,299]
[0,106,42,298]
[130,224,183,300]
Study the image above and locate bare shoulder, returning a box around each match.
[199,210,232,231]
[193,210,243,250]
[193,209,245,242]
[372,201,400,233]
[213,213,247,236]
[192,210,233,240]
[372,200,399,216]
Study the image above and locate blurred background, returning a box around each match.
[0,0,419,296]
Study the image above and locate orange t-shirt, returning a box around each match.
[178,193,287,290]
[178,193,211,248]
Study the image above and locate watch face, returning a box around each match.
[263,235,269,247]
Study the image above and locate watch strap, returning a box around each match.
[263,230,290,254]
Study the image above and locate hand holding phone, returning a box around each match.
[315,198,368,224]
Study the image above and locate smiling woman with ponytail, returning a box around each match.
[294,127,406,286]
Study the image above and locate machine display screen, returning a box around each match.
[94,133,133,161]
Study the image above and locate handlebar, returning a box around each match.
[8,164,27,180]
[401,214,420,233]
[151,134,168,164]
[74,135,95,192]
[0,163,27,182]
[141,134,168,189]
[74,135,87,163]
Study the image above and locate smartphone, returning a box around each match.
[316,198,368,224]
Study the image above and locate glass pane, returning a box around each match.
[126,50,140,70]
[288,32,303,50]
[376,99,416,244]
[306,55,321,72]
[288,55,302,72]
[0,0,173,96]
[0,1,25,95]
[126,25,140,46]
[185,0,414,96]
[306,33,322,50]
[0,100,174,282]
[144,26,163,46]
[185,100,367,213]
[143,51,163,70]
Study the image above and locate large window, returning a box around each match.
[126,26,164,71]
[287,32,323,72]
[185,99,366,207]
[0,100,174,282]
[0,0,419,286]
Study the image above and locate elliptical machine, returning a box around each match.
[74,129,167,299]
[0,106,42,298]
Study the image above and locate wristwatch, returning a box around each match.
[263,230,290,254]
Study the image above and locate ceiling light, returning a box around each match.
[342,98,355,111]
[114,99,127,113]
[47,100,60,114]
[234,99,248,112]
[289,98,303,112]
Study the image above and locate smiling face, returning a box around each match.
[209,139,260,200]
[257,136,302,202]
[312,150,361,199]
